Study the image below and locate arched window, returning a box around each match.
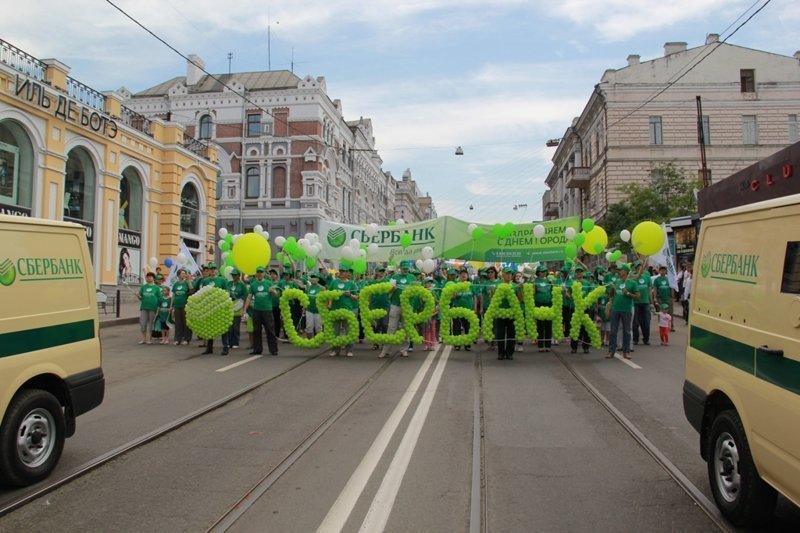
[119,167,143,231]
[245,167,260,198]
[180,183,200,234]
[0,119,35,214]
[272,166,286,198]
[198,114,212,140]
[64,148,96,223]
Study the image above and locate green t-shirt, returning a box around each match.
[306,284,323,313]
[633,274,652,304]
[653,276,672,302]
[390,273,417,306]
[533,277,553,306]
[330,279,357,311]
[228,280,248,301]
[494,282,518,309]
[482,280,500,310]
[368,278,391,310]
[611,278,639,313]
[201,276,228,290]
[157,299,170,322]
[250,279,276,311]
[139,283,160,311]
[171,280,190,309]
[452,282,474,309]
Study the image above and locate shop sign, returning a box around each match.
[64,216,94,243]
[0,202,30,217]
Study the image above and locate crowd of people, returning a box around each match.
[135,257,693,361]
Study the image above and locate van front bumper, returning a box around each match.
[683,380,705,433]
[65,367,105,416]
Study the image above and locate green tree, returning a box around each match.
[604,162,700,249]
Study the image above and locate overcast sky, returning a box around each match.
[2,1,797,223]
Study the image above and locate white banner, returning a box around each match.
[647,224,679,290]
[165,240,201,289]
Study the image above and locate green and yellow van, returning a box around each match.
[684,193,800,526]
[0,215,104,486]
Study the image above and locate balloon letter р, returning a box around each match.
[631,221,665,256]
[231,233,271,275]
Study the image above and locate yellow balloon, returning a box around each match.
[581,226,608,255]
[631,221,665,256]
[231,233,271,275]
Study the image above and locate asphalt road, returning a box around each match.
[0,320,797,532]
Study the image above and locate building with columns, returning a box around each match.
[124,56,396,244]
[543,36,800,222]
[0,39,219,291]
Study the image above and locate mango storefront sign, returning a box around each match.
[699,251,760,285]
[319,216,580,263]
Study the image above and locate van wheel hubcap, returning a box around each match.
[17,408,56,468]
[714,431,741,503]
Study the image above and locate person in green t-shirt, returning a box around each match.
[138,272,160,344]
[651,265,674,331]
[569,265,594,354]
[243,266,279,355]
[170,268,192,345]
[607,263,640,360]
[199,263,233,355]
[451,267,474,351]
[329,266,358,357]
[154,285,172,344]
[368,267,391,349]
[631,260,653,346]
[532,265,554,351]
[304,272,325,338]
[225,269,248,350]
[378,261,417,358]
[494,267,522,360]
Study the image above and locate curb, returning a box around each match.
[99,317,139,329]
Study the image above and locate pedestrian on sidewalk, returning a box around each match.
[681,267,693,325]
[651,265,675,332]
[153,285,172,344]
[170,268,192,345]
[244,266,279,356]
[657,303,673,345]
[632,260,653,346]
[607,264,640,360]
[137,271,159,345]
[225,269,247,350]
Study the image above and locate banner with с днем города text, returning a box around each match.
[319,216,580,263]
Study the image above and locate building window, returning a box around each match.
[247,114,260,137]
[180,183,200,234]
[272,166,286,198]
[742,115,758,145]
[306,185,314,197]
[782,242,800,294]
[700,115,711,145]
[215,171,222,201]
[119,167,143,231]
[245,167,260,198]
[740,69,755,93]
[198,114,212,140]
[64,148,96,223]
[789,115,798,143]
[648,116,663,145]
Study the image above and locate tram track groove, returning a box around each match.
[0,350,329,518]
[553,352,733,533]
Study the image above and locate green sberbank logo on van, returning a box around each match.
[0,256,83,286]
[700,251,759,285]
[0,258,16,286]
[327,227,347,248]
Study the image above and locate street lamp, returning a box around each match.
[455,146,464,156]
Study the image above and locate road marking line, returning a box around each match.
[316,347,440,533]
[614,353,643,369]
[358,345,452,533]
[216,355,263,373]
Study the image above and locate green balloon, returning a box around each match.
[574,233,586,247]
[305,257,316,269]
[503,222,515,238]
[226,234,233,245]
[354,258,367,274]
[593,242,604,254]
[471,227,484,241]
[400,233,412,248]
[220,241,230,252]
[582,218,595,233]
[565,244,577,260]
[492,223,503,238]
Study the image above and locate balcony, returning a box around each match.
[183,133,210,160]
[0,38,45,81]
[565,166,590,189]
[544,200,559,217]
[121,105,152,137]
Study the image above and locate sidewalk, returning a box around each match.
[98,299,140,328]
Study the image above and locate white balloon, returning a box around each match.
[533,224,546,239]
[313,243,324,256]
[221,251,229,261]
[565,227,576,240]
[415,259,424,270]
[310,233,320,244]
[232,234,241,244]
[349,238,361,250]
[218,228,228,239]
[149,257,158,268]
[366,223,379,237]
[304,233,314,242]
[356,249,367,259]
[620,229,631,243]
[421,246,434,260]
[254,224,263,234]
[177,253,187,264]
[467,223,478,235]
[422,258,436,273]
[367,243,379,256]
[396,219,405,226]
[275,236,286,248]
[341,246,355,260]
[298,238,309,248]
[307,245,319,258]
[605,252,613,262]
[223,266,234,280]
[261,231,270,241]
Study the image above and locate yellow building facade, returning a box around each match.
[0,39,219,290]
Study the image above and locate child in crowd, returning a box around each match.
[153,285,172,344]
[658,303,673,346]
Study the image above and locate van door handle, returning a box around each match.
[757,345,784,357]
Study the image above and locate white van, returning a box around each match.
[685,185,800,526]
[0,215,104,486]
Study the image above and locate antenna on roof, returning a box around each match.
[227,52,232,74]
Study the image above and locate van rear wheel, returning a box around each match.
[707,409,776,527]
[0,389,65,487]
